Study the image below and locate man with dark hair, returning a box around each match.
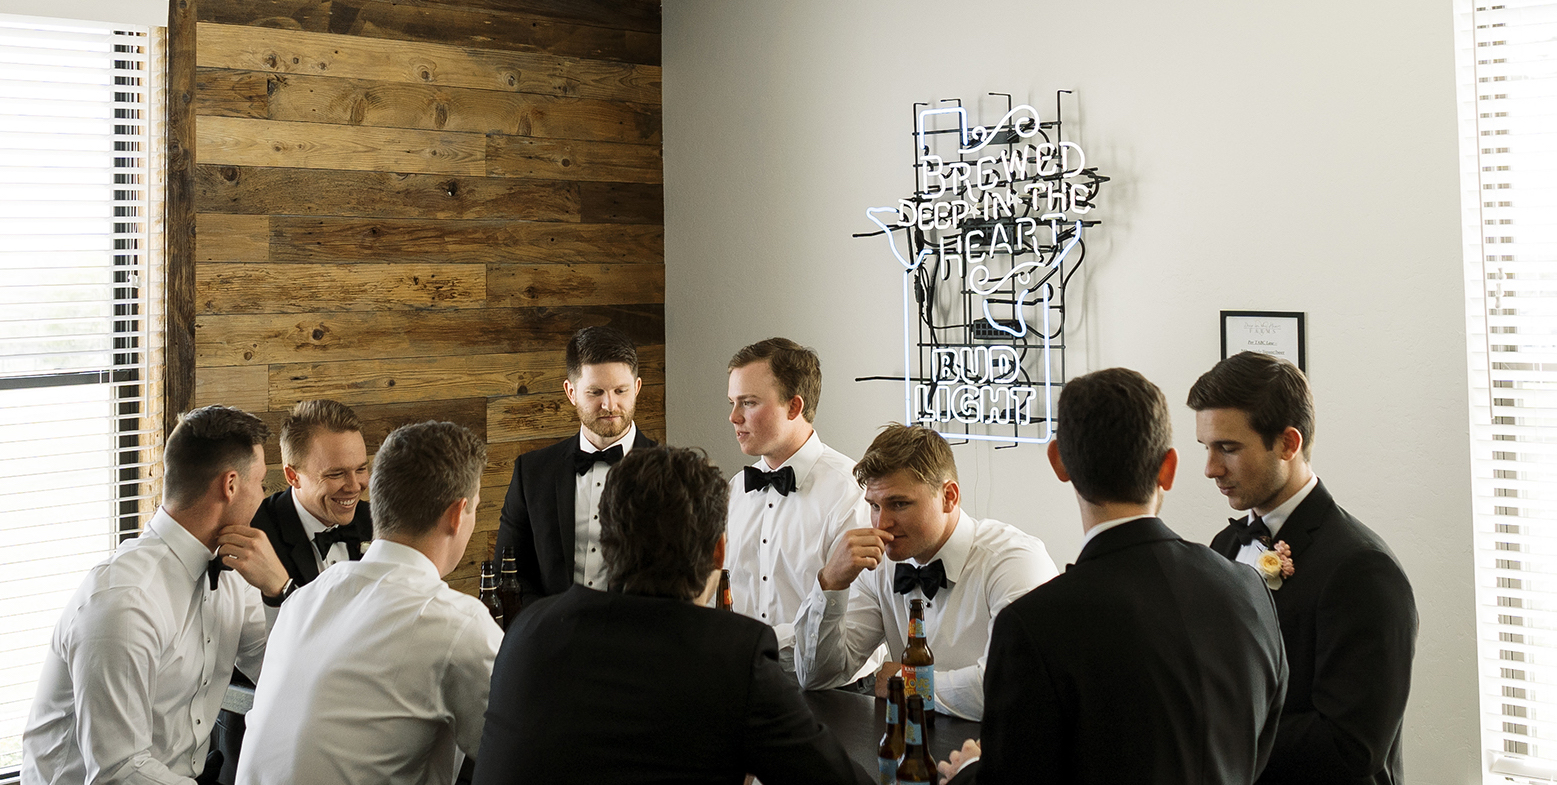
[251,399,373,588]
[474,446,872,785]
[946,368,1287,785]
[23,405,290,785]
[237,421,501,785]
[725,337,869,669]
[1190,352,1417,785]
[793,424,1057,720]
[497,325,657,600]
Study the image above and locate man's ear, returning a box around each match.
[1278,427,1304,462]
[1047,441,1070,483]
[941,480,960,514]
[563,378,578,406]
[283,464,302,489]
[787,395,805,422]
[220,469,241,502]
[438,497,468,536]
[1158,448,1178,492]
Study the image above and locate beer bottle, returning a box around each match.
[716,569,734,610]
[901,598,936,720]
[478,560,504,629]
[497,546,523,629]
[876,674,906,784]
[894,695,936,784]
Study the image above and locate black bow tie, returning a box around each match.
[1231,516,1272,547]
[313,525,360,559]
[893,559,948,600]
[575,444,624,475]
[207,557,229,591]
[744,465,797,496]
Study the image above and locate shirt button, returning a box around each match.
[762,576,767,581]
[591,547,596,553]
[587,581,594,587]
[195,719,202,726]
[768,503,773,509]
[596,482,602,488]
[761,613,767,619]
[762,539,767,544]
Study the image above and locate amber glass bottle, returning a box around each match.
[716,569,733,610]
[478,560,504,629]
[497,546,522,629]
[894,695,936,784]
[901,598,936,720]
[876,674,906,784]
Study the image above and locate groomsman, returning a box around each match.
[251,399,373,588]
[23,406,289,784]
[1191,352,1417,785]
[496,326,656,599]
[947,368,1287,784]
[237,421,501,785]
[793,424,1058,719]
[724,338,869,666]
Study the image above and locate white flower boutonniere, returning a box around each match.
[1256,541,1296,590]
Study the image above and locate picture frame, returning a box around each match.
[1220,311,1306,372]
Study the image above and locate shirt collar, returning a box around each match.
[757,430,823,487]
[148,506,216,585]
[1081,513,1154,549]
[291,488,331,537]
[1250,474,1319,539]
[578,422,638,455]
[909,507,975,584]
[361,539,442,581]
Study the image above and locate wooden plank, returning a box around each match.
[486,135,660,184]
[487,383,664,443]
[167,3,197,436]
[194,164,580,221]
[255,396,488,464]
[268,344,667,409]
[195,68,271,118]
[579,181,661,224]
[198,0,660,65]
[196,304,664,366]
[197,115,486,175]
[243,70,660,144]
[269,217,663,264]
[197,263,486,314]
[362,0,661,36]
[193,365,269,411]
[197,23,661,105]
[480,436,560,489]
[487,263,663,308]
[196,213,268,261]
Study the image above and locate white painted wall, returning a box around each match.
[0,0,165,28]
[663,0,1477,781]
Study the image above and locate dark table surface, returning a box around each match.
[802,689,980,773]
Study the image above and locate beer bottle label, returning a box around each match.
[910,666,935,714]
[878,756,897,785]
[905,718,922,746]
[909,617,924,637]
[886,699,899,725]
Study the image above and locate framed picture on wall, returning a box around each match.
[1221,311,1306,372]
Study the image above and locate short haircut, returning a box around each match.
[598,446,728,599]
[162,406,270,506]
[1056,368,1173,506]
[369,421,486,540]
[853,423,958,489]
[728,337,822,422]
[279,399,362,468]
[1186,352,1315,460]
[566,326,638,380]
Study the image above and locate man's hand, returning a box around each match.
[937,739,981,784]
[216,523,289,597]
[818,528,894,591]
[874,661,904,698]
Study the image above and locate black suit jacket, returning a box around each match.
[495,429,657,599]
[953,517,1287,785]
[1210,481,1418,785]
[249,487,372,586]
[471,585,872,785]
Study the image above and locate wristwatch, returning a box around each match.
[262,578,297,608]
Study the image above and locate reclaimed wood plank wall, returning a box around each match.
[173,0,664,594]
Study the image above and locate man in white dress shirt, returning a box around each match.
[724,337,870,668]
[236,420,502,785]
[794,424,1059,720]
[23,405,291,785]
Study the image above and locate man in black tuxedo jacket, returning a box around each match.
[250,400,373,589]
[947,368,1287,785]
[1191,352,1417,785]
[474,446,871,785]
[496,326,656,600]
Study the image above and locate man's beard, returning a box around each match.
[580,404,634,441]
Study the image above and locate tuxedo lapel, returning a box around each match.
[555,443,579,576]
[347,501,373,561]
[274,489,322,584]
[1273,479,1332,562]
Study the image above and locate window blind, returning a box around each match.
[0,14,160,773]
[1459,2,1557,782]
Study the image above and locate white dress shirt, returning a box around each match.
[793,510,1059,720]
[1235,474,1319,568]
[236,540,502,785]
[292,492,351,574]
[724,431,868,650]
[23,508,270,785]
[574,422,637,589]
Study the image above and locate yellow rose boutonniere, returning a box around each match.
[1256,541,1296,590]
